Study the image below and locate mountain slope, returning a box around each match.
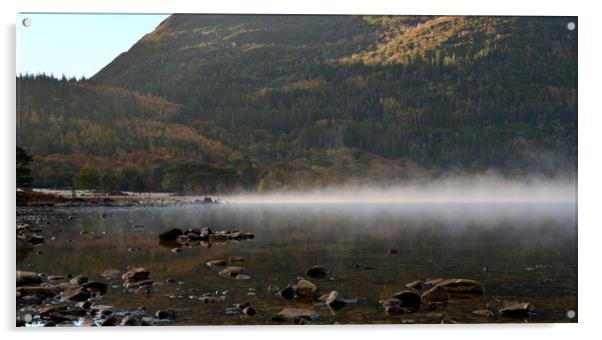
[18,15,577,192]
[92,15,576,165]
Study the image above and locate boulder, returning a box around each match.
[393,290,421,307]
[60,287,91,302]
[294,279,318,298]
[17,271,42,286]
[437,279,484,296]
[122,267,150,283]
[421,285,450,303]
[158,228,183,241]
[305,265,330,279]
[82,281,108,293]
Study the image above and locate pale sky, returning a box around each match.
[16,13,169,79]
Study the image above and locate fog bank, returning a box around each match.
[226,175,576,204]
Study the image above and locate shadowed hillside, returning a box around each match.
[17,15,577,193]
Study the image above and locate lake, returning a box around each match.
[16,201,577,325]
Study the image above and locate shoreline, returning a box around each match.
[16,190,221,208]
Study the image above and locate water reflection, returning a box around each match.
[17,202,577,324]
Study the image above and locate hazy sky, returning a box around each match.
[16,13,169,79]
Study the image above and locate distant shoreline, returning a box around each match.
[16,190,221,208]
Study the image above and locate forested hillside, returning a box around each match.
[17,15,577,193]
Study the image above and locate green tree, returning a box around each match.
[122,166,147,193]
[162,161,239,194]
[73,162,102,190]
[102,170,123,193]
[16,146,33,189]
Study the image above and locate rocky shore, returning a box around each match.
[16,222,542,326]
[17,190,221,208]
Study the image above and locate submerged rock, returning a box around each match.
[218,266,246,279]
[206,259,227,267]
[272,308,319,324]
[305,265,330,279]
[499,302,534,318]
[472,309,495,318]
[229,256,245,263]
[158,228,183,241]
[100,269,122,278]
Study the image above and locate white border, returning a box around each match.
[2,1,601,339]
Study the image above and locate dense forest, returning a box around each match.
[17,15,577,194]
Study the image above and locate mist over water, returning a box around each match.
[227,175,576,204]
[17,175,578,325]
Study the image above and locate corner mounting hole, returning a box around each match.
[567,22,576,31]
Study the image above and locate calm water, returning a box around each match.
[17,202,577,324]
